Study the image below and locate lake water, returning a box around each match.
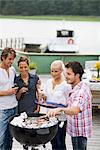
[0,19,100,54]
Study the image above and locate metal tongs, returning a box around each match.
[45,111,67,128]
[37,115,49,121]
[39,111,66,122]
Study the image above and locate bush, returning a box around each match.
[29,62,37,70]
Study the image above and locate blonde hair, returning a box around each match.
[51,60,66,79]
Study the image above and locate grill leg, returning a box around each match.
[31,147,39,150]
[23,145,28,150]
[43,144,46,148]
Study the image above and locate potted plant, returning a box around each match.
[95,61,100,78]
[29,62,37,74]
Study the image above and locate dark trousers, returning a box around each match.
[51,121,67,150]
[71,136,87,150]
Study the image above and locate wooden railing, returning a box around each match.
[0,38,24,50]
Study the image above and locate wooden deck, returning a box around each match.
[66,109,100,150]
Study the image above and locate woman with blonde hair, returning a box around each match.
[41,60,71,150]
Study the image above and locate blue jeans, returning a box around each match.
[71,136,87,150]
[51,121,67,150]
[0,107,17,150]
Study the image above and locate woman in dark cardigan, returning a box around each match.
[15,56,40,150]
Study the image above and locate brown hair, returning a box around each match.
[18,56,29,66]
[1,47,16,61]
[65,61,84,79]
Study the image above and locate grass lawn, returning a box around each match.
[0,15,100,22]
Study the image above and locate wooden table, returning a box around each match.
[83,79,100,107]
[91,90,100,107]
[88,81,100,107]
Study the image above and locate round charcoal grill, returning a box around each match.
[9,113,58,147]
